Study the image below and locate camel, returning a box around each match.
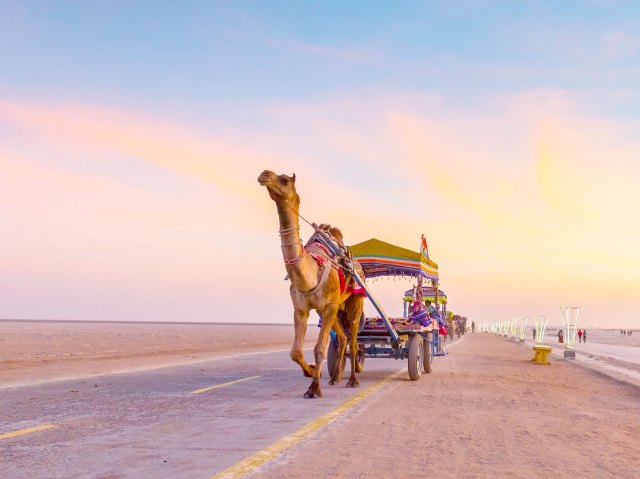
[258,170,365,398]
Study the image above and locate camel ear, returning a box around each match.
[292,173,296,183]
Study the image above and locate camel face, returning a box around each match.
[258,170,297,203]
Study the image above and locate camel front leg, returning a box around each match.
[291,309,314,378]
[305,303,338,399]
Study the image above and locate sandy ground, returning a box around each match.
[249,333,640,479]
[0,321,314,388]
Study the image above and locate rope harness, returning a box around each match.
[277,211,362,295]
[279,226,304,264]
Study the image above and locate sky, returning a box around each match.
[1,1,639,328]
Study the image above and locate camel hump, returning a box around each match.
[317,223,344,246]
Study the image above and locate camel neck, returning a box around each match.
[275,202,317,292]
[276,202,298,232]
[276,202,302,261]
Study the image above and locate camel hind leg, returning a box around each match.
[329,315,347,385]
[344,295,364,388]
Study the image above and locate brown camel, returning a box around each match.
[258,170,364,398]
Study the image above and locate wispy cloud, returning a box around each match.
[0,100,262,193]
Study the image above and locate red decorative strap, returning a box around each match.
[346,285,366,296]
[283,248,304,264]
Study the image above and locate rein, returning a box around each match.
[276,208,346,296]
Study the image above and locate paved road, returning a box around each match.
[1,341,461,479]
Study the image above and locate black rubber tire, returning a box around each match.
[326,340,346,376]
[408,334,423,381]
[423,332,433,373]
[355,346,365,373]
[327,340,337,376]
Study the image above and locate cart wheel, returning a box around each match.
[408,334,423,381]
[355,346,365,373]
[423,332,433,374]
[326,340,346,376]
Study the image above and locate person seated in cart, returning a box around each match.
[408,277,433,327]
[409,298,430,327]
[425,300,436,315]
[424,300,442,326]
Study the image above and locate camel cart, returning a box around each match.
[403,286,448,357]
[325,237,444,381]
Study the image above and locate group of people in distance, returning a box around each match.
[620,329,634,336]
[556,328,587,343]
[531,328,587,343]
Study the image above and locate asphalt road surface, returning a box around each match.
[0,340,458,479]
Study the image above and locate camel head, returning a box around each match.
[257,170,299,208]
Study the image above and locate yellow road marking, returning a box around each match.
[210,368,407,479]
[0,424,58,440]
[191,375,260,395]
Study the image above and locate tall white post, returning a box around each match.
[518,317,528,342]
[560,306,581,359]
[533,315,548,345]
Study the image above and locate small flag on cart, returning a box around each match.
[420,234,429,260]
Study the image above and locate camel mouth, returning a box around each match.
[258,170,276,186]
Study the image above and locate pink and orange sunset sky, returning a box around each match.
[1,1,639,327]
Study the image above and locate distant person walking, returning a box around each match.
[583,329,587,343]
[472,321,475,333]
[532,327,537,341]
[558,329,564,343]
[440,324,448,344]
[578,329,583,343]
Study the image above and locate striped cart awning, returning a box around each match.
[403,286,447,304]
[349,238,438,280]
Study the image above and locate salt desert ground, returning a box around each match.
[2,321,638,478]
